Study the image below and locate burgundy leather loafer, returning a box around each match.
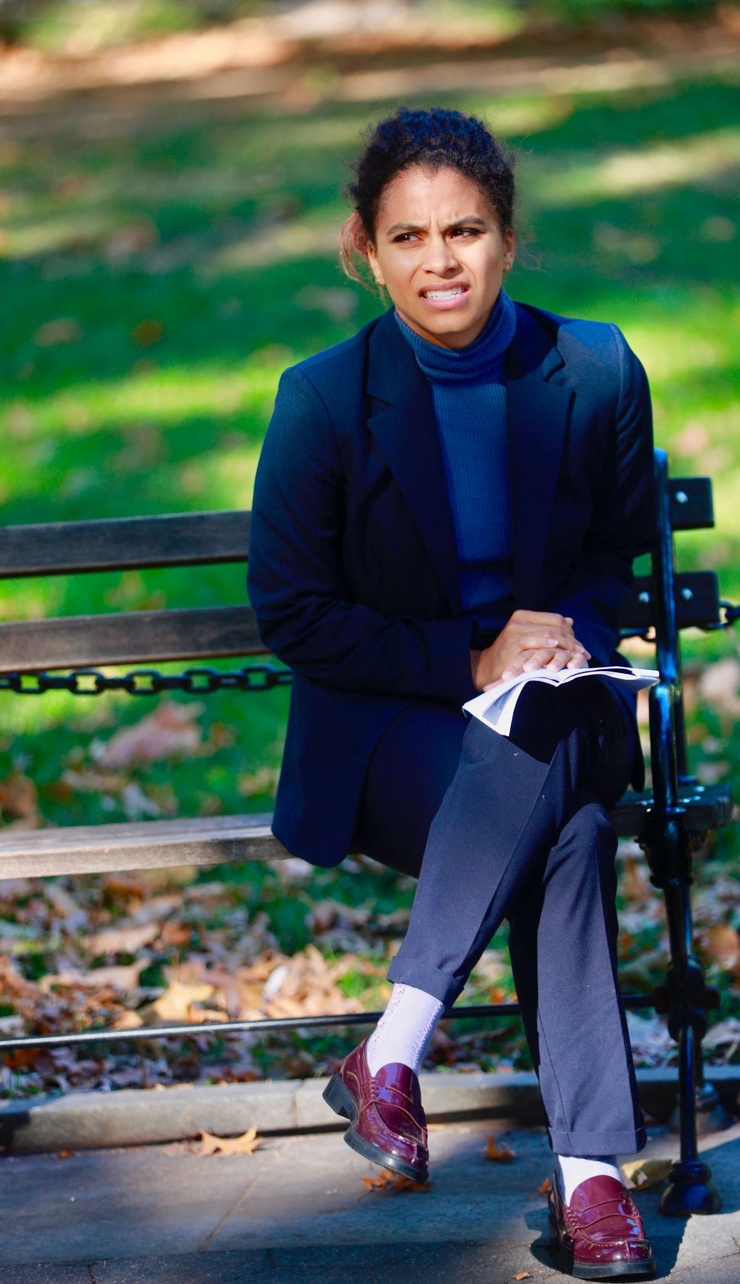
[549,1174,656,1279]
[322,1039,429,1182]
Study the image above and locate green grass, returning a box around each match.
[0,47,738,1049]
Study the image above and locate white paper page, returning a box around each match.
[463,665,659,738]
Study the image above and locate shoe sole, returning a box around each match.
[549,1215,656,1280]
[322,1071,429,1184]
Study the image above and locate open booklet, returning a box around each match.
[463,664,660,738]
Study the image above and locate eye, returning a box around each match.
[392,232,419,244]
[450,227,480,239]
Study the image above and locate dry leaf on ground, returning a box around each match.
[196,1126,262,1157]
[85,922,160,956]
[360,1169,430,1192]
[513,1273,532,1281]
[97,701,204,768]
[700,924,740,976]
[33,318,81,346]
[621,1158,672,1190]
[0,773,41,829]
[140,976,216,1024]
[485,1134,516,1161]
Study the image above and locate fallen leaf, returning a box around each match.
[105,221,158,260]
[621,1158,672,1190]
[197,1126,262,1157]
[131,319,164,346]
[53,173,88,199]
[538,1177,552,1194]
[0,773,41,829]
[57,1150,74,1160]
[44,884,83,919]
[97,702,204,768]
[513,1274,531,1281]
[85,922,159,957]
[485,1134,516,1161]
[140,977,215,1024]
[700,924,740,975]
[360,1169,429,1192]
[33,318,81,347]
[621,855,651,904]
[160,920,192,948]
[111,1010,144,1031]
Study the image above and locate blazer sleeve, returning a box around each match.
[545,325,656,664]
[248,367,476,700]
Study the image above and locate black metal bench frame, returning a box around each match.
[0,446,736,1217]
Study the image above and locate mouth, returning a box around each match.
[421,285,468,301]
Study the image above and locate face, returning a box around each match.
[366,165,515,350]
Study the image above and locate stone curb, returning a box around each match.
[0,1066,737,1155]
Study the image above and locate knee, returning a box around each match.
[550,803,617,882]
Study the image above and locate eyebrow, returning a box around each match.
[385,216,489,236]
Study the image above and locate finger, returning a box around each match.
[511,610,575,627]
[503,644,585,679]
[513,631,587,656]
[565,653,590,670]
[545,651,573,672]
[522,648,560,673]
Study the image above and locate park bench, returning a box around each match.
[0,446,736,1217]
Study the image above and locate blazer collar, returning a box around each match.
[365,305,573,616]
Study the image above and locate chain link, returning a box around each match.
[0,664,293,697]
[0,607,735,698]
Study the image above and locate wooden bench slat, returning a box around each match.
[0,814,289,879]
[0,513,250,579]
[0,606,265,674]
[0,787,730,880]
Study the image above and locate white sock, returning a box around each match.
[556,1155,623,1203]
[366,983,445,1076]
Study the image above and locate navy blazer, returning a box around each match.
[248,301,655,867]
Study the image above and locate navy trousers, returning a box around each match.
[353,680,647,1158]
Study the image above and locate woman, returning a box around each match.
[249,107,656,1280]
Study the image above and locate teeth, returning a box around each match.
[425,287,464,300]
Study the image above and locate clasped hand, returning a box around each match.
[471,609,590,692]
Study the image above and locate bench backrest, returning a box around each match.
[0,450,723,685]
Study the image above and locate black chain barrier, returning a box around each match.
[0,607,735,700]
[0,664,294,697]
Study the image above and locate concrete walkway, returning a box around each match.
[1,1113,738,1282]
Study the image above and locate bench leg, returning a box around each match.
[644,678,724,1215]
[652,880,723,1216]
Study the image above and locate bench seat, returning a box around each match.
[0,783,730,880]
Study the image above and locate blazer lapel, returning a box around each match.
[506,307,573,608]
[366,313,461,614]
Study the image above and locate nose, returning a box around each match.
[422,233,459,277]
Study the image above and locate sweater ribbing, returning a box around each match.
[395,291,516,618]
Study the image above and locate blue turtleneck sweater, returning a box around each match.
[395,290,516,623]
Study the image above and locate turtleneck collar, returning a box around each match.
[395,289,516,384]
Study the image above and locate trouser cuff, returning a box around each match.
[549,1125,647,1158]
[387,954,463,1007]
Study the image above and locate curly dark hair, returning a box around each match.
[340,106,515,285]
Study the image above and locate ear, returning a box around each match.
[502,228,516,272]
[366,242,385,289]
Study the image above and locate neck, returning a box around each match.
[395,290,516,383]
